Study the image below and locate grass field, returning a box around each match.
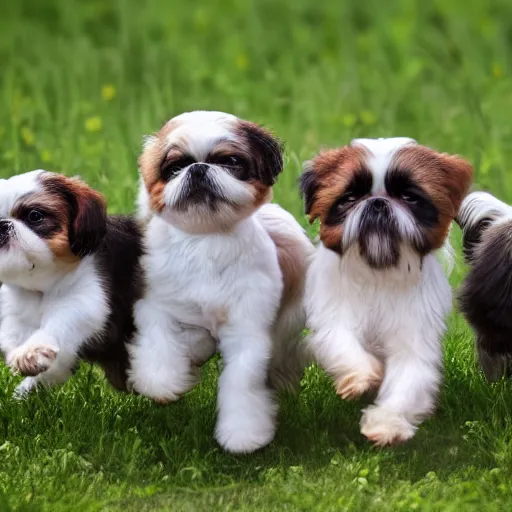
[1,0,512,509]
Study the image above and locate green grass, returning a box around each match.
[1,0,512,509]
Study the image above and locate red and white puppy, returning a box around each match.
[0,170,143,394]
[300,138,472,445]
[130,111,314,454]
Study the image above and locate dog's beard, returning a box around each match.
[355,201,401,269]
[161,167,257,233]
[341,199,432,270]
[174,172,232,212]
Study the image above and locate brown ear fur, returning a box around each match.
[41,174,107,257]
[299,146,367,223]
[237,121,284,187]
[394,146,474,248]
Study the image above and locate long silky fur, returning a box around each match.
[457,191,512,380]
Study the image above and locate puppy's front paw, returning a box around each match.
[127,363,200,404]
[335,356,384,400]
[8,344,58,376]
[13,377,39,399]
[360,406,416,446]
[215,413,276,454]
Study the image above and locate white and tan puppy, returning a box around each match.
[300,138,473,446]
[129,111,314,453]
[0,170,144,395]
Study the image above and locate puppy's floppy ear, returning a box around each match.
[45,175,107,257]
[68,178,107,257]
[239,121,284,186]
[299,160,320,222]
[438,153,474,216]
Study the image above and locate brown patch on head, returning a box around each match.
[138,118,185,213]
[11,173,107,261]
[392,145,473,249]
[300,146,370,252]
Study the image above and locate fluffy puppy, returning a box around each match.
[457,191,512,380]
[0,170,144,395]
[300,138,472,446]
[129,111,314,454]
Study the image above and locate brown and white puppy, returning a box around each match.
[300,138,472,445]
[129,111,314,454]
[457,192,512,380]
[0,170,144,395]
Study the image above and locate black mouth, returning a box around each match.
[357,199,401,269]
[174,173,234,212]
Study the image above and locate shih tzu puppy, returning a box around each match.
[129,111,314,453]
[457,191,512,380]
[0,170,144,395]
[300,138,472,446]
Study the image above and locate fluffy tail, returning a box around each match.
[456,191,512,263]
[457,192,512,380]
[256,203,315,392]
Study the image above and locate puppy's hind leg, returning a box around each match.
[268,294,311,392]
[476,333,512,381]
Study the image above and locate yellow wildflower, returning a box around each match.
[40,149,52,163]
[236,53,249,71]
[101,84,117,101]
[342,114,357,128]
[492,62,503,79]
[360,110,377,126]
[85,116,103,133]
[21,126,35,146]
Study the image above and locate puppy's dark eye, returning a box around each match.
[212,155,243,167]
[161,156,195,181]
[338,193,359,207]
[27,210,44,224]
[210,154,250,181]
[400,192,419,204]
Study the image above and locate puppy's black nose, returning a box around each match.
[370,197,389,212]
[189,163,209,179]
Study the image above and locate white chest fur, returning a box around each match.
[142,215,282,334]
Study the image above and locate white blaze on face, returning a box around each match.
[351,138,417,195]
[163,111,239,162]
[0,170,57,289]
[0,170,44,218]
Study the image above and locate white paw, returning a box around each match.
[360,406,417,446]
[214,386,278,454]
[13,377,39,399]
[128,362,200,404]
[335,356,384,400]
[7,344,58,377]
[215,412,277,454]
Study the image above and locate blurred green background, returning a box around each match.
[2,0,512,510]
